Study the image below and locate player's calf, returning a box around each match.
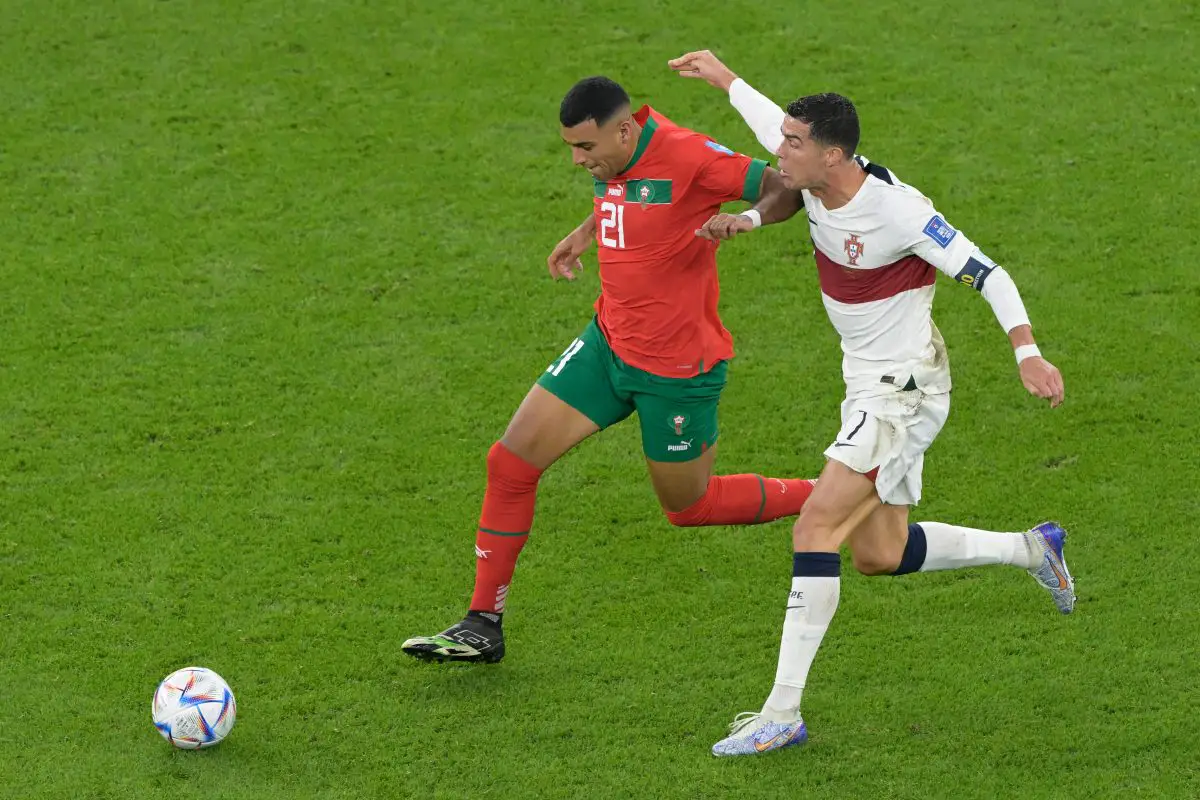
[663,474,817,527]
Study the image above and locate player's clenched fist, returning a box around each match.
[668,50,739,92]
[695,213,755,241]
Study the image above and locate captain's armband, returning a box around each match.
[953,252,997,291]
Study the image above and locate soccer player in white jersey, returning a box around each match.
[668,50,1075,757]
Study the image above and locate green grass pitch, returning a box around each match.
[1,0,1198,797]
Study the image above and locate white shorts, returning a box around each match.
[822,391,951,506]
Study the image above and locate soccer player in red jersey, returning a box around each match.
[402,77,817,664]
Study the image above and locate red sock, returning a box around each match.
[469,442,542,615]
[665,474,815,527]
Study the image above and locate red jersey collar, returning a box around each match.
[621,105,671,174]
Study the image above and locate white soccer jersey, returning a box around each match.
[802,158,980,398]
[727,79,1031,401]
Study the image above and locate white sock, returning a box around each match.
[762,572,840,721]
[917,521,1034,571]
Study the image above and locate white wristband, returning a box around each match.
[1014,344,1041,364]
[740,209,762,229]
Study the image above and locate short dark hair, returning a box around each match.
[560,76,630,128]
[785,93,860,157]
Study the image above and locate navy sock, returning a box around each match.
[793,551,841,577]
[892,523,928,575]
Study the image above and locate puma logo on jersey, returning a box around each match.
[667,439,694,452]
[607,185,624,197]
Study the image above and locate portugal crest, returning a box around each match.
[844,234,864,266]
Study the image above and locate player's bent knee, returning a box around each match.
[793,519,839,552]
[795,488,846,530]
[850,547,902,576]
[793,501,847,551]
[500,386,600,470]
[663,493,711,526]
[665,508,701,527]
[497,426,538,465]
[485,441,545,493]
[486,440,508,473]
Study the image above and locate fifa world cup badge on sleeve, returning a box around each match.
[922,215,957,248]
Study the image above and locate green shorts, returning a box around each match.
[535,318,727,463]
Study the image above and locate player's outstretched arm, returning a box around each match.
[695,213,754,241]
[669,49,785,155]
[905,206,1065,408]
[959,259,1065,408]
[546,215,596,281]
[751,167,804,225]
[695,169,801,241]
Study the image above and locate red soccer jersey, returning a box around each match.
[591,106,767,378]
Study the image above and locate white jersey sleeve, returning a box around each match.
[898,199,976,279]
[899,197,1032,333]
[728,79,785,155]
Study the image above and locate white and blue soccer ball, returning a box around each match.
[152,666,237,749]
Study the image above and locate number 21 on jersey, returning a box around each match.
[599,201,625,249]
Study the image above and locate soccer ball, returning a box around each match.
[152,666,237,749]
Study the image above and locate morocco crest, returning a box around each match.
[844,234,864,266]
[638,183,654,208]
